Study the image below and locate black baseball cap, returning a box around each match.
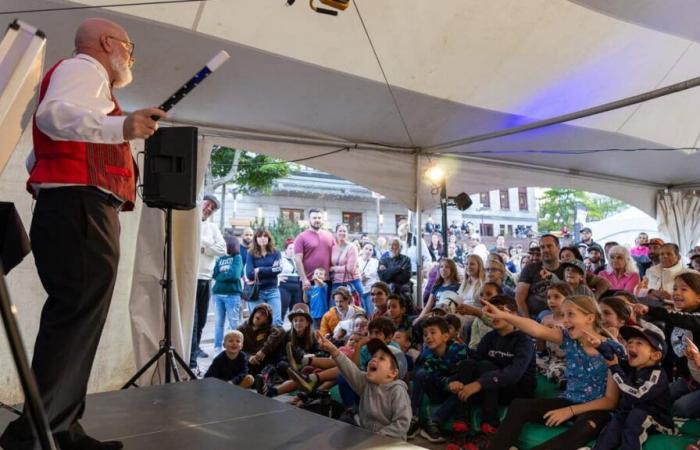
[580,227,592,233]
[620,325,666,356]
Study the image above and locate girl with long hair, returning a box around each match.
[480,295,622,449]
[458,254,485,305]
[415,258,461,322]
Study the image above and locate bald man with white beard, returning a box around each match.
[1,18,165,450]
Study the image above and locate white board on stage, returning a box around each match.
[0,20,46,176]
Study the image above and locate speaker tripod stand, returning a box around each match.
[122,208,196,388]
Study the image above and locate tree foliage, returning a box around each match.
[249,216,304,249]
[207,145,290,194]
[537,188,626,233]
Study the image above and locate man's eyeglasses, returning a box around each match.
[107,36,135,56]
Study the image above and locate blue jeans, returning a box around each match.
[411,368,450,418]
[361,292,374,316]
[248,287,282,326]
[213,294,241,349]
[670,378,700,418]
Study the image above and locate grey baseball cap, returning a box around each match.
[366,338,407,379]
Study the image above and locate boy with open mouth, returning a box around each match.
[589,325,673,450]
[314,331,411,440]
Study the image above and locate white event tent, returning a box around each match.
[2,0,700,397]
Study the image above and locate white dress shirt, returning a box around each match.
[35,54,126,143]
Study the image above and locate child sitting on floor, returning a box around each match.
[204,330,255,388]
[589,325,673,450]
[393,328,420,371]
[320,287,362,338]
[265,303,319,397]
[480,295,623,450]
[237,303,284,377]
[452,295,537,448]
[536,282,572,387]
[315,332,411,440]
[635,271,700,418]
[408,316,468,443]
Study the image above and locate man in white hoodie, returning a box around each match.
[315,331,411,440]
[190,194,226,369]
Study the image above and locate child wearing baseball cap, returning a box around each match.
[314,331,411,440]
[588,325,673,450]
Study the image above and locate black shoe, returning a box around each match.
[55,431,123,450]
[196,348,208,358]
[407,416,421,440]
[420,420,445,443]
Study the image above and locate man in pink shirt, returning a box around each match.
[294,208,335,290]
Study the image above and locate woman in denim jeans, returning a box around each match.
[246,229,283,326]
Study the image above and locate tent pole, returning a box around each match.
[425,75,700,153]
[415,152,423,308]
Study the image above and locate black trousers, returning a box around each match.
[1,187,120,450]
[489,397,611,450]
[189,279,211,365]
[279,279,302,319]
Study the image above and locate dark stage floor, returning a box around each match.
[0,379,425,449]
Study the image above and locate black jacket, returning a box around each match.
[378,254,411,286]
[204,351,249,384]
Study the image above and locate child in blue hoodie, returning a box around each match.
[448,295,537,448]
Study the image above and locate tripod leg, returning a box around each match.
[168,350,181,382]
[171,349,198,379]
[121,347,169,389]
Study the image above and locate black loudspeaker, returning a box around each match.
[143,126,198,210]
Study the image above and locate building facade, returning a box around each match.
[214,167,538,238]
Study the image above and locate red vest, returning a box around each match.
[27,59,137,211]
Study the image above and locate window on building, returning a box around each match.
[480,192,490,208]
[280,208,304,224]
[499,189,510,210]
[342,212,363,233]
[499,224,506,236]
[518,187,529,211]
[507,224,513,237]
[480,223,494,237]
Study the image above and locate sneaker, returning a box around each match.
[286,343,304,371]
[238,374,255,389]
[452,420,470,434]
[419,420,445,443]
[407,417,421,440]
[253,375,265,394]
[286,367,318,392]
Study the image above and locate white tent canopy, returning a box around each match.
[6,0,700,218]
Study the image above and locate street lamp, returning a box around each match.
[425,165,448,256]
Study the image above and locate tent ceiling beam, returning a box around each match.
[159,119,416,155]
[438,152,667,190]
[424,75,700,153]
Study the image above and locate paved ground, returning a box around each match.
[193,300,442,449]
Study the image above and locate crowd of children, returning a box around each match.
[203,244,700,450]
